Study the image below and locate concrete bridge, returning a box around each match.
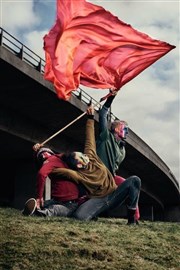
[0,28,179,221]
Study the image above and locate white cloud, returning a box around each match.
[23,30,47,58]
[1,0,40,35]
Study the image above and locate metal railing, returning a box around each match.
[0,27,117,120]
[0,28,45,72]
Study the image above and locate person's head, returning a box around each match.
[36,147,55,165]
[63,152,89,170]
[110,120,128,140]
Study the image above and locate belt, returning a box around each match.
[53,197,79,204]
[63,200,79,204]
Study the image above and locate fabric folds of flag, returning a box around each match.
[44,0,175,100]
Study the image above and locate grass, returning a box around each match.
[0,207,180,270]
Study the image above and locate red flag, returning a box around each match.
[44,0,175,100]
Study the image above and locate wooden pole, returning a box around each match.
[40,100,101,146]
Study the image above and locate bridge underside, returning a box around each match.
[0,43,179,222]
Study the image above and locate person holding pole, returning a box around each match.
[22,146,88,217]
[96,89,140,222]
[52,105,141,225]
[22,101,100,217]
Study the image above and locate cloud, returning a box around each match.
[0,0,56,57]
[23,30,47,58]
[1,0,40,35]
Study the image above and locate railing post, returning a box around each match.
[0,29,3,46]
[37,59,42,72]
[88,98,92,106]
[18,45,23,60]
[45,177,51,200]
[77,89,82,100]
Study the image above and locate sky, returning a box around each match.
[0,0,179,182]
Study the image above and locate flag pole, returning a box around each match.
[40,100,101,147]
[41,111,87,146]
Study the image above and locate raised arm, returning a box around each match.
[99,89,118,133]
[84,106,96,156]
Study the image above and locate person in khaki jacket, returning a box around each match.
[52,106,141,225]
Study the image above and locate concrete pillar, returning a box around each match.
[45,177,51,200]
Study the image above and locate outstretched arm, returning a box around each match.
[99,89,118,133]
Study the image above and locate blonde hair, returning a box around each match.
[110,120,128,133]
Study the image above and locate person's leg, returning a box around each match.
[107,176,141,224]
[107,176,141,210]
[73,176,141,222]
[43,199,55,208]
[114,175,140,221]
[22,198,78,217]
[36,201,78,217]
[135,207,140,221]
[73,197,108,221]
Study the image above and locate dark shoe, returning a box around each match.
[127,208,136,225]
[127,219,139,226]
[127,221,137,225]
[22,198,37,216]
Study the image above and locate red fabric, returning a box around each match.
[114,175,140,220]
[114,175,125,186]
[36,154,80,201]
[44,0,175,100]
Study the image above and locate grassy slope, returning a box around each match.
[0,208,179,270]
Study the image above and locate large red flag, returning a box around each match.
[44,0,175,100]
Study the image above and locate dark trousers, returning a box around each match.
[73,176,141,221]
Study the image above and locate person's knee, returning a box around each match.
[131,175,141,188]
[127,175,141,188]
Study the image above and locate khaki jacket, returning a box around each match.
[53,119,117,198]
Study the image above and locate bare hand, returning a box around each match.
[86,105,94,115]
[33,143,42,152]
[36,198,44,209]
[109,88,119,96]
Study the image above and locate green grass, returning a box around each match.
[0,208,179,270]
